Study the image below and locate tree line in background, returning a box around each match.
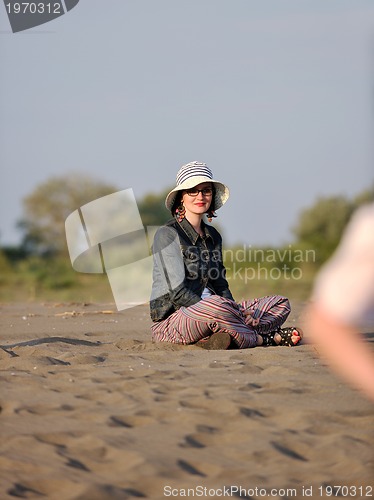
[0,174,373,301]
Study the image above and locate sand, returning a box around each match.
[0,301,373,500]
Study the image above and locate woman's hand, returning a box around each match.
[242,308,260,327]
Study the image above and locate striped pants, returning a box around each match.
[151,295,291,349]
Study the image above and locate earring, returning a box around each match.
[176,202,186,222]
[207,210,216,223]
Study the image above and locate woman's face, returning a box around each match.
[181,182,213,218]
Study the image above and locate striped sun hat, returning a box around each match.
[165,161,230,212]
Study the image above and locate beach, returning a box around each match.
[0,301,373,499]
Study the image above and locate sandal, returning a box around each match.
[195,332,231,350]
[261,327,303,347]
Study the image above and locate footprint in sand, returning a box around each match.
[179,434,206,449]
[7,483,44,498]
[65,457,91,472]
[239,407,266,418]
[178,424,221,449]
[238,382,262,391]
[108,414,154,429]
[76,484,147,499]
[177,459,206,477]
[270,440,309,462]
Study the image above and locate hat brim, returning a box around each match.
[165,176,229,212]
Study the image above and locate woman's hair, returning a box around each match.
[170,185,217,217]
[171,191,183,215]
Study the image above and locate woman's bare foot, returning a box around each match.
[257,327,303,347]
[274,329,301,345]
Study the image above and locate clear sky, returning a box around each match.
[1,0,373,247]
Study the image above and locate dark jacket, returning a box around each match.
[150,217,234,321]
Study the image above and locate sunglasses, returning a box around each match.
[185,187,213,197]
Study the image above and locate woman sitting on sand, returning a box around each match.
[150,161,302,350]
